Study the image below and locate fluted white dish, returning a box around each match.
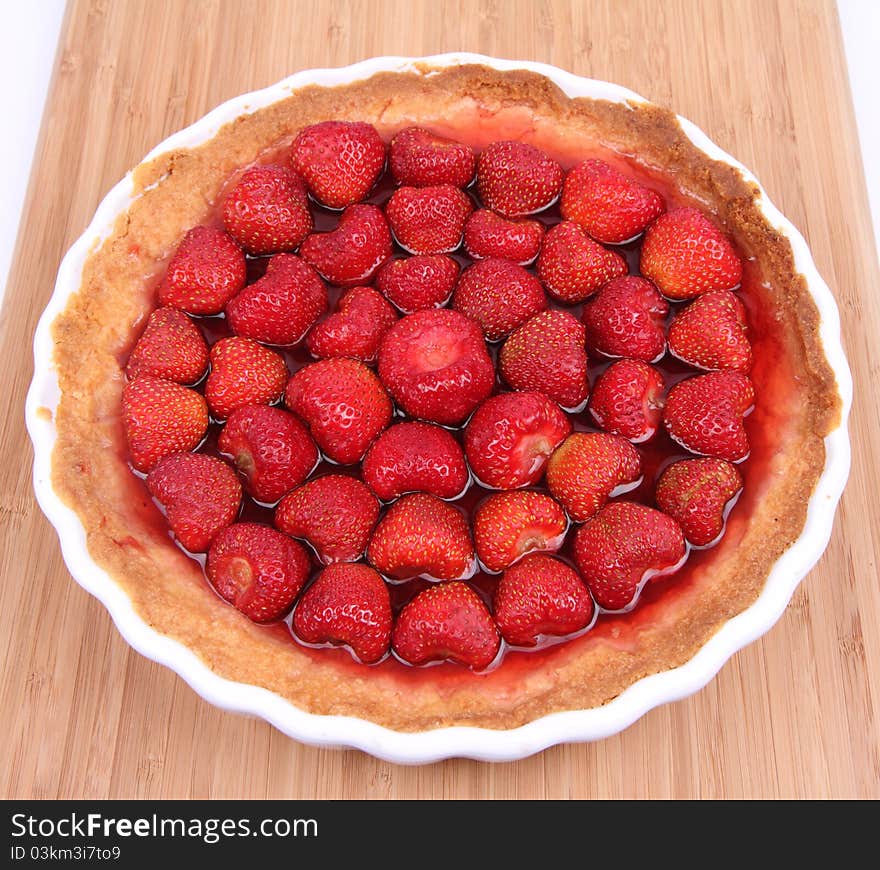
[26,53,852,763]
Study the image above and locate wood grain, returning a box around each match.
[2,0,878,799]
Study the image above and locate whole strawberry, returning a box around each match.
[464,391,571,489]
[582,276,669,363]
[377,309,494,426]
[207,522,310,622]
[123,377,208,472]
[293,563,392,663]
[225,253,327,346]
[222,164,312,255]
[476,140,563,217]
[452,258,547,341]
[389,127,475,188]
[641,206,743,299]
[668,289,752,372]
[474,491,567,573]
[204,337,288,421]
[276,474,380,563]
[306,285,397,363]
[367,492,476,581]
[300,204,392,286]
[560,159,664,244]
[158,225,245,315]
[536,221,627,303]
[291,120,386,209]
[663,371,754,462]
[588,359,666,442]
[463,209,545,265]
[146,452,241,552]
[385,184,473,255]
[546,432,642,521]
[362,421,469,501]
[218,405,318,504]
[126,307,208,384]
[655,458,743,546]
[499,310,589,410]
[392,581,499,669]
[375,254,459,313]
[495,554,594,646]
[573,501,686,611]
[284,357,392,464]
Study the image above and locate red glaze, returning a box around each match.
[119,119,783,683]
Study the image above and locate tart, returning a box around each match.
[38,59,845,742]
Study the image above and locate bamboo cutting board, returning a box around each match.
[2,0,878,799]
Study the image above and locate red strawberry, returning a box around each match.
[377,309,494,426]
[582,276,669,362]
[546,432,642,521]
[300,204,392,286]
[494,554,594,646]
[362,421,469,501]
[640,206,743,300]
[452,258,547,341]
[663,371,754,462]
[499,310,589,410]
[284,357,392,464]
[222,164,312,255]
[305,285,397,363]
[206,522,310,622]
[573,501,686,611]
[204,337,288,421]
[122,377,208,472]
[293,563,392,663]
[475,141,563,218]
[474,491,567,573]
[218,405,318,504]
[375,254,459,313]
[367,492,476,581]
[126,307,208,384]
[560,159,664,244]
[225,253,327,346]
[463,209,545,265]
[389,127,475,188]
[158,225,245,315]
[464,391,571,490]
[536,221,627,303]
[655,458,743,547]
[392,581,499,669]
[146,452,241,552]
[668,289,752,372]
[385,184,473,254]
[275,474,379,563]
[291,120,386,209]
[588,359,666,443]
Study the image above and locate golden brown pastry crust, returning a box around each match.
[49,64,841,731]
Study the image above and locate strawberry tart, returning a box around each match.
[40,60,844,737]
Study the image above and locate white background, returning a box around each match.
[0,1,877,303]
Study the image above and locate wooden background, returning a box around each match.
[2,0,878,799]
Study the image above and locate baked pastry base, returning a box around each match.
[49,64,840,732]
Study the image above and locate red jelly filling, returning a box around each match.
[121,123,787,681]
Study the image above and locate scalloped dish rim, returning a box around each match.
[25,53,853,763]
